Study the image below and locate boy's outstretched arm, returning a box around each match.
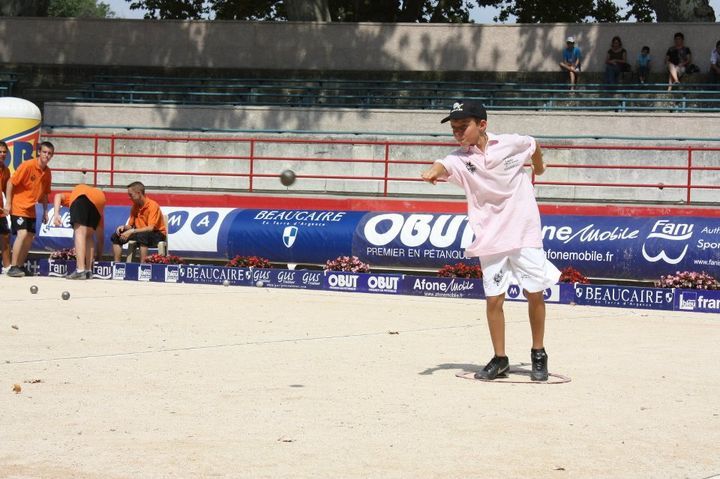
[421,161,449,185]
[531,144,546,176]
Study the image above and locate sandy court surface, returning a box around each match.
[1,275,719,479]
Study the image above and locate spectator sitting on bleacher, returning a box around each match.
[637,46,651,84]
[604,36,630,84]
[666,32,693,90]
[559,36,582,89]
[710,40,720,85]
[111,181,166,263]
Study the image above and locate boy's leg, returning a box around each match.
[526,291,546,349]
[513,248,559,381]
[73,224,88,271]
[12,230,34,267]
[486,294,507,357]
[85,227,95,272]
[475,296,510,380]
[0,233,9,269]
[475,254,512,380]
[112,243,123,262]
[139,245,149,263]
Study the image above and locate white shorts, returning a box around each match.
[480,247,561,297]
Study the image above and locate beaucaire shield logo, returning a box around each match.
[283,226,298,248]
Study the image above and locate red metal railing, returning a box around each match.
[43,133,720,205]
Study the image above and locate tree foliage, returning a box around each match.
[48,0,114,17]
[124,0,715,22]
[129,0,475,21]
[0,0,113,17]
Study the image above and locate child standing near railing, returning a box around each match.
[637,46,652,84]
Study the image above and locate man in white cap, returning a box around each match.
[559,36,582,88]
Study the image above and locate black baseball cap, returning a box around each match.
[441,100,487,123]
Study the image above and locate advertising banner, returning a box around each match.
[323,271,404,295]
[541,216,720,280]
[33,207,719,281]
[30,260,718,314]
[403,275,485,299]
[674,289,720,314]
[225,209,367,264]
[572,284,675,310]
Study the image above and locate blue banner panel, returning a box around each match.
[226,209,366,264]
[542,216,720,279]
[323,271,404,295]
[402,276,485,299]
[674,289,720,314]
[353,213,720,280]
[180,265,252,286]
[36,205,241,259]
[34,205,719,282]
[505,283,564,304]
[261,269,324,290]
[44,259,75,277]
[572,284,675,310]
[92,262,114,280]
[354,212,472,268]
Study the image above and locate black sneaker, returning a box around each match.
[86,271,93,279]
[474,356,510,380]
[531,348,549,381]
[66,270,87,280]
[6,266,24,277]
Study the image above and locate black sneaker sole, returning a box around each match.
[474,366,510,380]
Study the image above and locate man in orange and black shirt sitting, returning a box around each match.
[111,181,167,263]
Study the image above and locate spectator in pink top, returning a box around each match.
[422,100,560,381]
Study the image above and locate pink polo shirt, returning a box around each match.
[437,132,543,257]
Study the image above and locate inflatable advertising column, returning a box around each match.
[0,97,42,172]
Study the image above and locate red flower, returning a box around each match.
[145,254,185,265]
[655,271,719,290]
[226,255,272,268]
[324,256,370,273]
[50,248,77,260]
[437,262,483,279]
[559,266,590,284]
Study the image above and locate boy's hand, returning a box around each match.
[421,162,448,185]
[421,169,439,185]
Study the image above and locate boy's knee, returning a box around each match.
[486,295,505,310]
[524,290,545,303]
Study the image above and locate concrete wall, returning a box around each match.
[1,17,719,74]
[44,101,720,139]
[42,104,720,205]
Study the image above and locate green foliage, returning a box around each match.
[477,0,655,22]
[125,0,663,22]
[129,0,474,22]
[129,0,208,19]
[48,0,114,17]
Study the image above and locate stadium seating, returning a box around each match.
[64,75,720,113]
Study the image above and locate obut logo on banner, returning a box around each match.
[283,226,298,248]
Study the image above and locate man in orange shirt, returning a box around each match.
[0,141,12,271]
[3,141,53,277]
[53,184,106,280]
[111,181,166,263]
